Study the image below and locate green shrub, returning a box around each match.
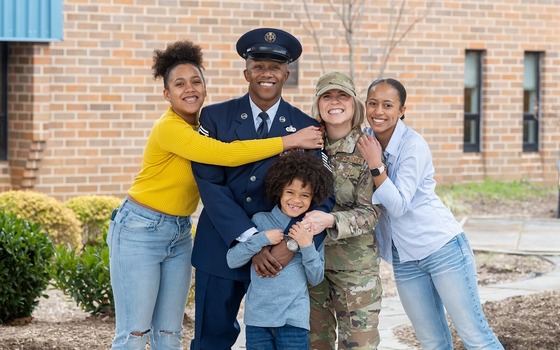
[50,220,195,318]
[50,232,113,316]
[64,195,122,246]
[0,190,82,249]
[0,213,54,323]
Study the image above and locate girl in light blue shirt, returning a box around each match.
[357,78,503,350]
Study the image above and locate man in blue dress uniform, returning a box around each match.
[190,28,334,349]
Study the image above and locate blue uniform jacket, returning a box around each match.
[192,93,335,281]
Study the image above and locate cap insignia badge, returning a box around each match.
[264,32,276,43]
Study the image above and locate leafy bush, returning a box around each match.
[64,195,122,246]
[0,190,82,249]
[0,213,54,323]
[50,232,113,316]
[50,220,195,318]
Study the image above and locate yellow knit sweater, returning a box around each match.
[128,107,283,216]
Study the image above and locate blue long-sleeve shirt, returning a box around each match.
[365,120,463,263]
[226,205,324,330]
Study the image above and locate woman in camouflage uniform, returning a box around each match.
[300,72,383,349]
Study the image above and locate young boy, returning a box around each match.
[226,151,333,350]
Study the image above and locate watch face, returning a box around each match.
[370,164,385,177]
[286,238,299,252]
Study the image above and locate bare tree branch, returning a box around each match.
[326,0,365,79]
[378,0,435,78]
[299,0,433,81]
[298,1,326,73]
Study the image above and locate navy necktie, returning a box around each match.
[257,112,269,139]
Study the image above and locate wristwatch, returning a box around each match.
[285,237,299,253]
[370,164,385,177]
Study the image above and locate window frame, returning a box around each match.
[285,60,299,87]
[0,42,7,160]
[463,50,483,153]
[522,51,541,153]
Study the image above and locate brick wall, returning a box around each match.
[4,0,560,200]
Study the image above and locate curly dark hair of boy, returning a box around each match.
[265,151,333,207]
[151,40,205,89]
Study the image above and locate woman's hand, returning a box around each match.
[301,210,335,234]
[357,134,383,169]
[282,126,324,150]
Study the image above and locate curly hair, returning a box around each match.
[152,40,205,89]
[265,151,333,208]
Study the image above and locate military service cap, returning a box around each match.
[315,71,356,97]
[236,28,302,63]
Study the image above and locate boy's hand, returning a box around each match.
[288,221,314,248]
[264,229,284,245]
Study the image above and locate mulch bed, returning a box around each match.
[395,290,560,350]
[0,252,557,350]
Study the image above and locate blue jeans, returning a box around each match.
[246,324,309,350]
[393,233,503,350]
[107,198,193,350]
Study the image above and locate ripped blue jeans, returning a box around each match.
[107,198,193,350]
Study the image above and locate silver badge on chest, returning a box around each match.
[285,125,296,133]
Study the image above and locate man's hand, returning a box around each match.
[251,240,296,277]
[252,246,282,277]
[269,239,295,268]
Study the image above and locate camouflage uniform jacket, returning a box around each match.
[323,127,381,271]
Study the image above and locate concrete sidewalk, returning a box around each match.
[462,217,560,255]
[378,255,560,350]
[369,216,560,350]
[233,217,560,350]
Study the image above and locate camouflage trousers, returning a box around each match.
[308,268,382,350]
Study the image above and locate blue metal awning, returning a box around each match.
[0,0,63,42]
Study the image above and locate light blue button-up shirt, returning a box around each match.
[364,120,463,263]
[235,98,282,243]
[250,97,280,133]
